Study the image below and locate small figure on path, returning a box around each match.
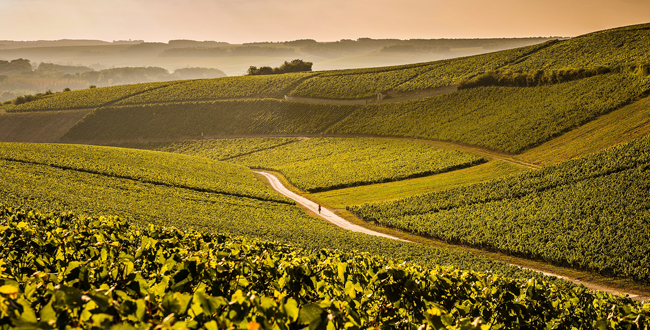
[318,205,321,214]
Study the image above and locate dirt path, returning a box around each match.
[255,171,406,241]
[258,171,647,301]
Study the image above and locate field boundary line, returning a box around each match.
[219,138,305,161]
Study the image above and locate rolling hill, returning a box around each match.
[2,22,650,328]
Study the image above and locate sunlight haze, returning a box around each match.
[1,0,649,42]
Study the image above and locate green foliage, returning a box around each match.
[352,135,650,282]
[1,206,649,329]
[8,81,175,112]
[62,99,358,142]
[289,41,554,99]
[230,138,485,192]
[0,142,288,203]
[118,73,314,105]
[507,23,650,72]
[329,73,650,153]
[115,137,300,161]
[247,59,313,75]
[0,147,549,283]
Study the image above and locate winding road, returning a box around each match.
[256,170,646,301]
[254,171,406,241]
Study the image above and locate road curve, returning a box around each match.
[256,170,646,300]
[255,171,407,242]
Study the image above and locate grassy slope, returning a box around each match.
[310,161,526,209]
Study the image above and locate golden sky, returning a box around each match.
[2,0,649,42]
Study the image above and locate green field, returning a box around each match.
[229,138,485,192]
[117,72,315,104]
[310,161,527,209]
[329,73,650,153]
[352,135,650,282]
[3,206,647,329]
[61,99,358,142]
[6,81,175,112]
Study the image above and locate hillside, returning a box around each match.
[351,135,650,283]
[4,23,650,328]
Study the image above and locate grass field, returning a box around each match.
[310,160,527,209]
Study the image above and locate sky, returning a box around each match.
[1,0,649,43]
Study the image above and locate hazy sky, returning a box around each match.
[1,0,649,43]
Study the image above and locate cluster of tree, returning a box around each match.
[0,58,227,104]
[300,38,401,59]
[247,59,313,76]
[458,62,650,89]
[159,45,296,58]
[0,59,32,75]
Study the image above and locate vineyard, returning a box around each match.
[117,73,315,105]
[61,99,359,142]
[6,81,175,112]
[0,142,289,203]
[351,135,650,283]
[507,23,650,72]
[288,42,554,100]
[115,137,300,161]
[0,146,560,286]
[229,138,485,192]
[328,73,650,153]
[2,206,649,329]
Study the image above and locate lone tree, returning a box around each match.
[247,59,313,75]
